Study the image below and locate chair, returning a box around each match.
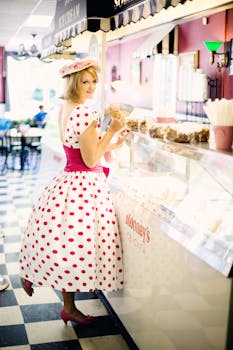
[0,134,8,175]
[24,135,42,150]
[0,135,42,173]
[2,135,24,172]
[23,135,42,172]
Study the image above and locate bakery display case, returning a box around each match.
[105,130,233,350]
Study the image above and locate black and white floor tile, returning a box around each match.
[0,146,131,350]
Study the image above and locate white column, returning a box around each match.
[100,31,106,122]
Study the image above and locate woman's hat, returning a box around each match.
[59,58,101,78]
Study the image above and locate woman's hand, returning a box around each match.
[106,103,121,119]
[110,128,130,150]
[79,104,127,168]
[104,128,130,162]
[107,104,127,134]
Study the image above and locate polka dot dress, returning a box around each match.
[19,105,124,292]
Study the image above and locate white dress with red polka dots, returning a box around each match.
[19,105,124,292]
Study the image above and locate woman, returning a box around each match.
[30,105,48,128]
[19,58,128,325]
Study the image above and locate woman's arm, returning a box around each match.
[79,113,126,168]
[105,129,130,151]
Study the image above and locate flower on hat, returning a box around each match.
[59,58,101,78]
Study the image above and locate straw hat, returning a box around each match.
[59,58,101,78]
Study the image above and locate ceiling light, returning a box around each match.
[204,41,222,52]
[9,34,51,63]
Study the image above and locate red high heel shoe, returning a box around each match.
[21,278,34,296]
[60,309,94,325]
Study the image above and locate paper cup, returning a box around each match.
[213,125,233,151]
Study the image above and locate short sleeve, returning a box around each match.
[71,105,99,136]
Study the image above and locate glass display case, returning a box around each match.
[111,132,233,277]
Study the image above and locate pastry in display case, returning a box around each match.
[148,123,167,139]
[126,118,148,133]
[148,121,210,143]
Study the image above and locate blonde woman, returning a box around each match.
[19,58,128,325]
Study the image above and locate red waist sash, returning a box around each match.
[63,145,109,177]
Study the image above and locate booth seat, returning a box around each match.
[0,118,12,131]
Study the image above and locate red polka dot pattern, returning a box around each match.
[19,104,123,292]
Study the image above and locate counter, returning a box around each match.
[105,133,233,350]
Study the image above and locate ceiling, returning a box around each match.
[0,0,233,55]
[0,0,56,52]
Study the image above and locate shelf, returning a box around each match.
[134,131,233,162]
[133,133,233,196]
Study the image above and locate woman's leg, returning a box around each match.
[62,291,90,322]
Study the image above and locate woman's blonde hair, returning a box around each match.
[61,66,99,101]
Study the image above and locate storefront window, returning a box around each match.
[6,56,65,116]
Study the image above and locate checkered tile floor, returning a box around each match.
[0,146,131,350]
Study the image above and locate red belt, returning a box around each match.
[63,145,109,178]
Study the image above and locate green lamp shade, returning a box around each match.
[204,41,222,52]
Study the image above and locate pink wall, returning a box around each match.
[106,35,154,108]
[105,8,233,109]
[178,10,233,99]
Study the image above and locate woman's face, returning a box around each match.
[78,71,97,102]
